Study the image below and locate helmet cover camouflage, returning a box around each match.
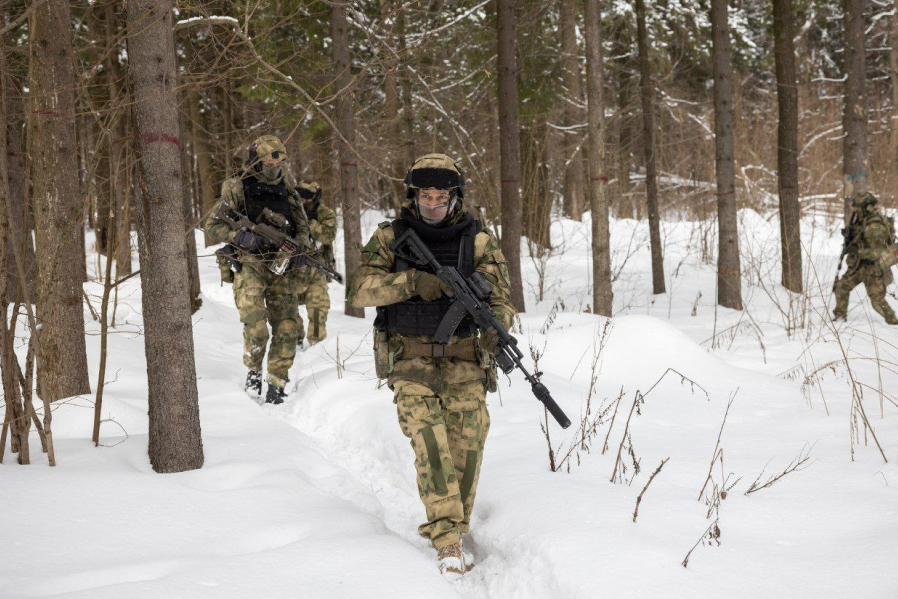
[852,191,878,209]
[250,135,287,163]
[297,180,322,202]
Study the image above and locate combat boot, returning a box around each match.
[265,384,286,405]
[245,370,262,399]
[437,542,467,578]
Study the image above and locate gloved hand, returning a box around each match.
[412,271,451,301]
[233,230,269,253]
[480,327,502,356]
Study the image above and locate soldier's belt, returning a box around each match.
[402,337,477,360]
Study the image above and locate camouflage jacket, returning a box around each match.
[206,170,313,274]
[846,207,896,269]
[350,207,516,389]
[307,202,337,265]
[349,209,516,332]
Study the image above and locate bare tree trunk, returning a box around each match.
[890,8,898,204]
[635,0,665,295]
[397,9,417,169]
[188,89,217,246]
[381,0,404,216]
[179,111,202,313]
[125,0,203,473]
[889,7,898,205]
[842,0,868,217]
[29,0,91,402]
[496,0,526,312]
[2,68,36,304]
[102,0,132,278]
[584,0,613,316]
[773,0,803,293]
[0,40,30,464]
[331,1,364,318]
[710,0,742,310]
[560,0,585,222]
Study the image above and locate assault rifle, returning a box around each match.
[215,205,344,284]
[393,227,571,429]
[834,209,861,292]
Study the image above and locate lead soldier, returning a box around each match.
[349,154,515,577]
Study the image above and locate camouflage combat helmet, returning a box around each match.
[404,153,465,199]
[249,135,287,165]
[852,191,878,210]
[297,180,322,203]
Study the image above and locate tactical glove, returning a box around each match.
[480,327,501,356]
[412,271,450,301]
[233,230,268,253]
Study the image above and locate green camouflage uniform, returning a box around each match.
[834,195,898,324]
[349,202,515,551]
[297,201,336,345]
[206,168,314,387]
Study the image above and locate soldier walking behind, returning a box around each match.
[349,154,516,577]
[206,135,314,404]
[295,181,336,347]
[833,192,898,324]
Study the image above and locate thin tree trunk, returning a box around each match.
[584,0,613,316]
[635,0,665,295]
[2,63,35,304]
[331,1,364,318]
[773,0,803,293]
[125,0,204,473]
[29,0,91,401]
[0,42,30,464]
[842,0,868,217]
[560,0,585,222]
[103,0,132,278]
[381,0,405,215]
[187,90,217,236]
[890,7,898,203]
[496,0,526,312]
[710,0,742,310]
[397,9,417,169]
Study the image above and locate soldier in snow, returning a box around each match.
[833,192,898,324]
[349,154,515,577]
[294,180,336,348]
[206,135,315,404]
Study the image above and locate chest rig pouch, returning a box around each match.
[375,216,481,339]
[240,177,297,238]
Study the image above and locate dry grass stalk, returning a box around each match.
[632,457,669,523]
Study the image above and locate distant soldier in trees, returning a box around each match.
[206,135,314,404]
[833,192,898,324]
[349,154,515,577]
[295,181,336,348]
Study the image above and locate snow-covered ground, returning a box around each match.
[2,209,897,598]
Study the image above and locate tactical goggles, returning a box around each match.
[405,167,460,190]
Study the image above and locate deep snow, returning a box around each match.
[1,209,897,598]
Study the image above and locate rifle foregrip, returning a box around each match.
[532,383,571,429]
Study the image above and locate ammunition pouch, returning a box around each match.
[476,336,498,393]
[373,330,401,380]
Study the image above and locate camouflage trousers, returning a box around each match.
[393,375,489,551]
[834,264,898,324]
[233,265,300,387]
[297,270,331,345]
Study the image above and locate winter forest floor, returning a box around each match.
[2,210,897,599]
